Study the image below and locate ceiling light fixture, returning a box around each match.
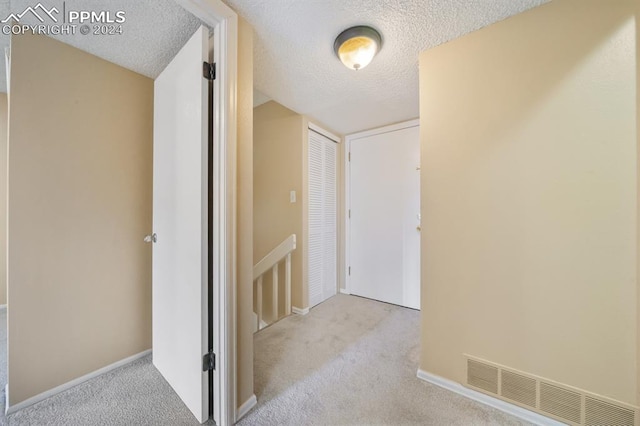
[333,25,382,71]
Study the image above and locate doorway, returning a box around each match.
[150,0,240,424]
[307,126,339,308]
[346,120,421,310]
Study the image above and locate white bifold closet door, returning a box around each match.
[308,129,338,308]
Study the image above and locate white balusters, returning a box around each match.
[272,263,279,322]
[256,275,263,331]
[253,234,296,331]
[285,253,291,316]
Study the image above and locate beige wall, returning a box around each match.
[0,93,7,306]
[420,0,638,406]
[637,2,640,406]
[254,101,305,315]
[8,33,153,405]
[253,104,343,317]
[237,17,255,409]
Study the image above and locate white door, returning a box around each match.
[308,129,338,307]
[349,123,420,309]
[152,26,210,423]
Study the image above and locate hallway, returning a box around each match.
[241,294,529,425]
[0,296,530,425]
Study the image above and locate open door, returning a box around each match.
[151,26,211,423]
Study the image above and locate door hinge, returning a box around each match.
[348,266,351,276]
[203,62,216,81]
[348,209,351,218]
[203,351,216,371]
[348,152,351,162]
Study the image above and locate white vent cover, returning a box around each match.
[465,355,639,426]
[585,396,636,426]
[540,382,581,424]
[502,370,536,409]
[467,359,498,395]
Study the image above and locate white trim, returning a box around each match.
[308,122,341,144]
[236,394,257,421]
[253,234,296,279]
[292,306,309,315]
[165,2,238,425]
[343,136,350,297]
[6,350,152,416]
[5,47,10,94]
[343,119,419,294]
[347,118,419,142]
[339,288,351,295]
[251,312,269,333]
[416,369,565,426]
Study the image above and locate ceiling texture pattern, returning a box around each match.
[226,0,549,134]
[0,0,549,135]
[0,0,203,92]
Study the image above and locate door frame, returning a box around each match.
[174,1,237,425]
[343,119,420,295]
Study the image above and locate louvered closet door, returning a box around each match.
[308,130,338,308]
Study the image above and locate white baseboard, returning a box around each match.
[236,393,257,421]
[292,306,309,315]
[416,369,565,426]
[339,288,350,295]
[252,312,269,333]
[6,349,152,415]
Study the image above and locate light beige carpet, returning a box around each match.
[1,295,533,425]
[239,294,532,426]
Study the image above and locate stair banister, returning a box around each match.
[253,234,296,330]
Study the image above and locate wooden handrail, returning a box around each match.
[253,234,296,280]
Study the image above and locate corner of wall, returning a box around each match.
[419,0,638,404]
[7,31,153,405]
[236,16,255,408]
[300,117,310,309]
[635,3,640,407]
[0,92,7,307]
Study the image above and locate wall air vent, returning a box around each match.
[464,355,640,426]
[585,396,635,426]
[540,381,581,424]
[501,370,536,409]
[467,359,498,395]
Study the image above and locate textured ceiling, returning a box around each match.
[0,0,203,92]
[253,89,271,107]
[0,0,551,135]
[225,0,550,135]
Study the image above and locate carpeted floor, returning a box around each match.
[4,355,210,426]
[239,294,530,426]
[0,296,531,425]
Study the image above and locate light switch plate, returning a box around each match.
[290,190,296,203]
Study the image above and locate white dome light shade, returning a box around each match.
[334,26,382,71]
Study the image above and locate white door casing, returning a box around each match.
[152,26,210,423]
[152,0,239,424]
[347,121,421,309]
